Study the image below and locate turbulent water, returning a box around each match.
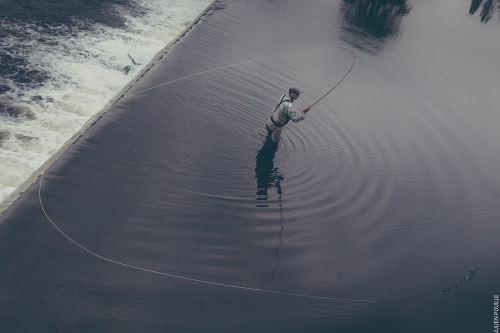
[0,0,212,202]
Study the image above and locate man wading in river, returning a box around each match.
[266,86,312,147]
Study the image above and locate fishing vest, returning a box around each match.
[270,95,293,127]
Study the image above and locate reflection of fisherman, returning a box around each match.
[255,142,283,206]
[266,86,312,146]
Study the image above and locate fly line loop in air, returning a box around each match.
[38,47,370,303]
[123,46,356,108]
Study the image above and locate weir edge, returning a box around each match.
[0,0,220,215]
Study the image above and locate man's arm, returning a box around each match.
[286,103,310,123]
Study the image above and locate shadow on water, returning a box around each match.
[469,0,500,23]
[254,141,284,287]
[242,141,285,331]
[255,142,283,208]
[339,0,411,54]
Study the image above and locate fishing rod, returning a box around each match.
[310,47,356,108]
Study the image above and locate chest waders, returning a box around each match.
[267,95,292,146]
[270,95,292,127]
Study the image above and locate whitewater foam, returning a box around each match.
[0,0,213,204]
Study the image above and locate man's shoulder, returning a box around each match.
[279,95,293,104]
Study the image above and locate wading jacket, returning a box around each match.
[271,95,306,127]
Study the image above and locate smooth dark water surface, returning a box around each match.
[1,0,500,332]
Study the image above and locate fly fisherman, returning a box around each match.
[266,86,312,147]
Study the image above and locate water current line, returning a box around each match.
[243,179,286,332]
[269,189,283,286]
